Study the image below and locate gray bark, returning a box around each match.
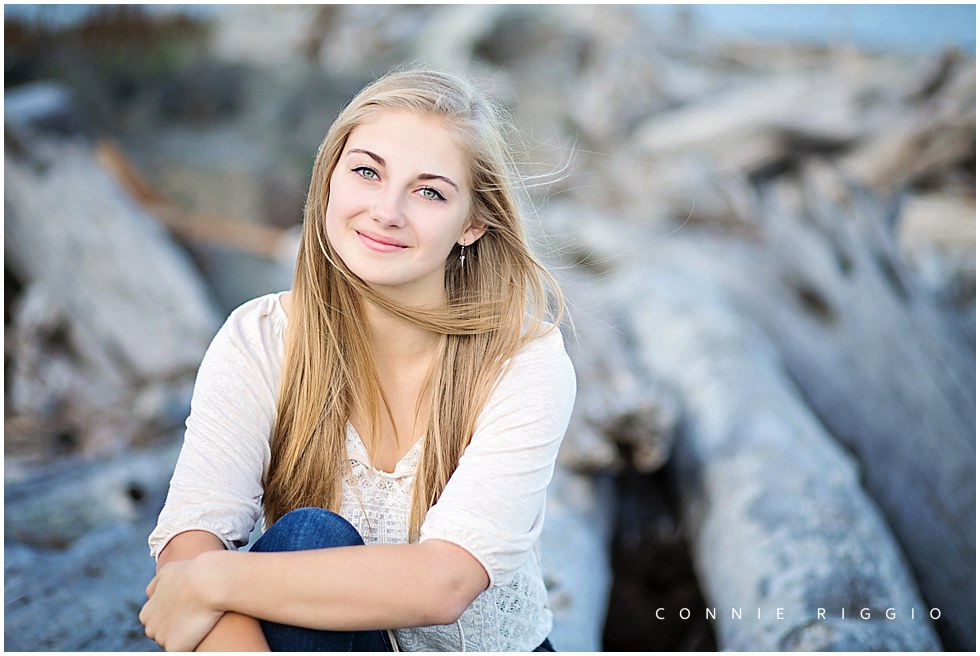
[4,520,160,652]
[5,131,221,383]
[558,266,680,473]
[623,263,942,650]
[694,162,975,649]
[540,466,616,651]
[4,129,221,456]
[4,440,180,549]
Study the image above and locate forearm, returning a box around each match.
[158,531,270,651]
[157,530,225,570]
[195,612,268,652]
[209,540,488,632]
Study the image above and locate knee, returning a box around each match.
[252,507,364,553]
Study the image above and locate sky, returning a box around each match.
[5,3,977,55]
[644,4,976,54]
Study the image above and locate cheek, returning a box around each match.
[323,194,352,256]
[420,216,466,255]
[324,177,353,228]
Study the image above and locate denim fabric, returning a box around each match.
[534,637,556,651]
[249,507,392,652]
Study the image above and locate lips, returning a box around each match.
[356,230,408,253]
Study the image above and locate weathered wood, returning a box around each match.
[4,5,974,652]
[96,140,298,313]
[559,267,680,473]
[539,465,616,651]
[691,162,975,650]
[4,131,221,383]
[543,30,975,646]
[841,54,975,192]
[5,281,195,459]
[629,71,869,173]
[4,439,180,549]
[4,520,160,652]
[412,4,507,65]
[4,440,177,651]
[4,128,222,455]
[96,141,295,259]
[4,282,132,458]
[554,163,975,647]
[899,192,976,253]
[624,263,942,650]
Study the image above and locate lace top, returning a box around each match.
[148,293,577,651]
[341,424,553,651]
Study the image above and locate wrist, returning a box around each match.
[194,549,239,614]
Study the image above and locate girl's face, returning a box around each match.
[324,110,485,306]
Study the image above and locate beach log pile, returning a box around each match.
[3,86,224,648]
[402,4,972,649]
[4,97,221,466]
[547,16,973,649]
[3,3,974,652]
[624,260,942,650]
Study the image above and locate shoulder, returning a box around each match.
[186,293,289,423]
[225,291,289,330]
[223,291,288,339]
[205,291,289,372]
[492,323,577,408]
[511,322,574,376]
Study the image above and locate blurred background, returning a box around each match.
[4,4,975,652]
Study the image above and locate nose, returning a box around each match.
[369,188,405,228]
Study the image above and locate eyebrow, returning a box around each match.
[347,148,459,192]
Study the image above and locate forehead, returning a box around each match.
[345,110,469,184]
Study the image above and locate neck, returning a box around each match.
[362,300,439,369]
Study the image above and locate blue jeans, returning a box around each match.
[250,507,557,652]
[249,507,392,652]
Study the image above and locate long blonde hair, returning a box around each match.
[264,68,564,541]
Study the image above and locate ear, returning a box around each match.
[458,218,489,247]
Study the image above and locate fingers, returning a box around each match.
[138,562,216,652]
[139,601,160,648]
[142,577,159,645]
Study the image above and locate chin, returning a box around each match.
[345,262,408,290]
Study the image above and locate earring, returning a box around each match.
[459,243,466,266]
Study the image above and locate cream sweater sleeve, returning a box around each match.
[418,326,577,587]
[148,294,286,558]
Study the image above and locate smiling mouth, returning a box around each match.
[356,230,408,252]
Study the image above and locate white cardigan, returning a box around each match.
[148,292,577,651]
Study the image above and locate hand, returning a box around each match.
[139,553,227,651]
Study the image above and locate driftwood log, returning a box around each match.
[540,29,975,648]
[542,143,973,647]
[538,465,615,651]
[4,125,221,457]
[622,263,941,650]
[4,519,160,652]
[3,441,180,651]
[840,49,976,193]
[558,265,680,473]
[547,182,974,649]
[678,162,975,650]
[96,140,299,314]
[4,4,974,652]
[542,263,681,648]
[4,130,220,382]
[4,439,180,550]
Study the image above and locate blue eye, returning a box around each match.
[420,187,446,202]
[353,166,378,180]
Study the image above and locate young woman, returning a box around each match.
[141,68,576,652]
